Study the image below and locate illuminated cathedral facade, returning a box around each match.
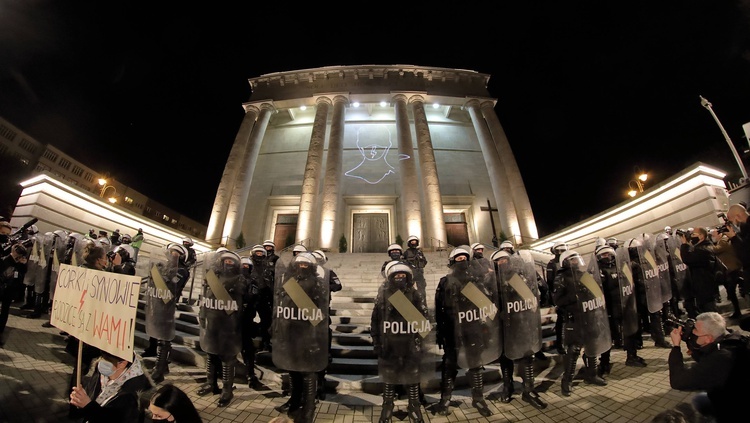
[206,65,538,252]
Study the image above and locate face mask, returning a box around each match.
[97,360,116,377]
[453,261,469,272]
[474,252,483,259]
[389,252,401,260]
[690,237,700,245]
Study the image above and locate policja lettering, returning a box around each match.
[458,303,498,323]
[201,296,239,312]
[147,285,173,302]
[582,296,606,312]
[505,296,538,314]
[382,319,432,334]
[276,305,323,321]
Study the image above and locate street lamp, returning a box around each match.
[700,95,749,183]
[98,178,118,204]
[627,168,648,197]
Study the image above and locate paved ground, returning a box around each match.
[2,300,748,423]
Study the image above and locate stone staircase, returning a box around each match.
[134,251,559,395]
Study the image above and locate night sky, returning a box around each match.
[1,1,749,238]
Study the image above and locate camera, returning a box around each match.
[715,212,731,234]
[666,316,696,342]
[675,228,692,238]
[106,250,117,260]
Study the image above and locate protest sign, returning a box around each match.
[50,264,142,361]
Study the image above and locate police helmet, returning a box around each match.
[499,240,514,251]
[448,246,470,265]
[241,257,252,268]
[471,242,485,251]
[490,250,511,262]
[263,239,275,249]
[53,229,69,239]
[382,260,400,277]
[594,237,607,248]
[386,262,413,279]
[387,243,402,254]
[551,242,568,255]
[217,250,241,275]
[166,242,188,259]
[26,224,39,235]
[626,238,642,249]
[595,245,616,262]
[182,237,194,247]
[292,252,316,275]
[606,237,619,248]
[386,262,413,288]
[121,234,132,244]
[664,226,672,234]
[312,249,327,264]
[559,250,584,268]
[97,237,111,248]
[215,247,229,253]
[251,244,266,256]
[292,244,307,255]
[407,235,419,247]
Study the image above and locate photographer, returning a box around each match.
[0,233,28,346]
[708,228,742,318]
[668,312,747,423]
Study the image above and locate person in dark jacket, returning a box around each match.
[679,227,719,316]
[69,350,153,423]
[668,311,748,423]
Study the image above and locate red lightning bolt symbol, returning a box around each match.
[80,289,87,310]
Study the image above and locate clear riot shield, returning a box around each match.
[615,247,639,337]
[198,251,246,356]
[571,267,612,357]
[145,253,187,341]
[637,235,664,313]
[667,234,688,294]
[37,233,54,294]
[272,253,330,373]
[47,233,67,298]
[654,234,673,304]
[497,253,542,360]
[24,235,44,289]
[444,270,501,369]
[373,278,434,385]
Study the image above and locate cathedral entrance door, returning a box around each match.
[352,213,389,253]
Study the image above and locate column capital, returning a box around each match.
[259,102,276,112]
[241,103,260,114]
[391,93,409,104]
[332,95,349,105]
[479,99,497,109]
[315,96,333,107]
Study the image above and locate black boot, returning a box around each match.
[150,341,171,384]
[298,373,317,423]
[316,368,327,400]
[625,351,647,367]
[26,294,46,319]
[561,350,578,397]
[598,350,611,379]
[142,337,157,357]
[499,358,515,403]
[379,384,395,423]
[197,355,221,396]
[554,311,566,354]
[217,359,235,407]
[583,355,607,386]
[20,286,35,310]
[407,384,424,423]
[469,368,492,417]
[275,372,302,415]
[520,359,547,409]
[430,369,454,416]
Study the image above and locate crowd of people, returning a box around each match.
[2,206,750,423]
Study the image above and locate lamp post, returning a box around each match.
[98,178,118,204]
[700,95,749,183]
[627,168,648,197]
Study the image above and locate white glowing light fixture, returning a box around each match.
[352,102,360,108]
[380,101,387,107]
[300,105,307,111]
[432,103,440,109]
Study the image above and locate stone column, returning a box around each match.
[223,103,275,248]
[480,100,538,244]
[393,94,422,241]
[465,99,517,239]
[320,95,348,250]
[206,104,259,245]
[296,96,332,246]
[409,95,447,249]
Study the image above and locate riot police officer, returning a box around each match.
[182,237,197,269]
[263,239,280,268]
[250,244,275,352]
[554,250,611,396]
[371,262,431,423]
[197,249,247,407]
[311,249,342,400]
[381,243,403,277]
[546,241,568,354]
[240,255,262,389]
[431,246,500,417]
[626,238,671,349]
[146,243,190,383]
[403,236,427,298]
[469,243,493,277]
[490,250,547,409]
[591,245,646,379]
[272,252,329,423]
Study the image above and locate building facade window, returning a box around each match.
[42,150,58,162]
[58,158,71,170]
[19,138,37,154]
[71,165,84,177]
[0,124,17,141]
